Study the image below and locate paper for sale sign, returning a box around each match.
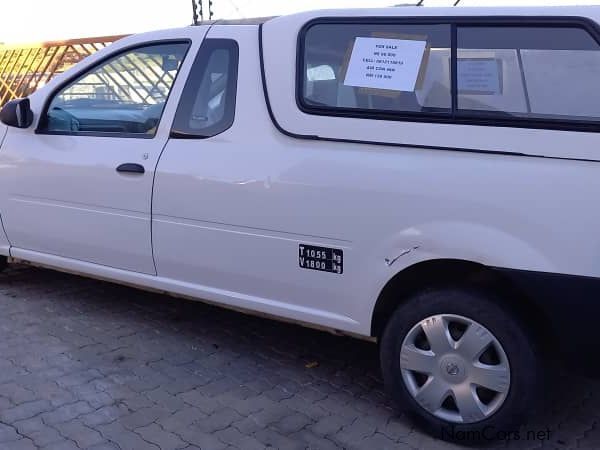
[343,37,427,92]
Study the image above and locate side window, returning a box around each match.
[41,42,189,136]
[299,20,600,130]
[301,23,452,114]
[171,39,239,138]
[457,26,600,121]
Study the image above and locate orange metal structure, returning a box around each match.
[0,35,126,106]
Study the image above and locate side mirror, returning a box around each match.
[0,98,34,128]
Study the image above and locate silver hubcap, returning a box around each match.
[400,314,510,424]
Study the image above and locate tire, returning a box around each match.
[380,286,541,442]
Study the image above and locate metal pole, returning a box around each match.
[191,0,198,25]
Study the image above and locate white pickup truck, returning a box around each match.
[2,6,600,439]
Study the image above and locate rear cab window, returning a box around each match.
[457,25,600,122]
[301,23,451,116]
[298,18,600,131]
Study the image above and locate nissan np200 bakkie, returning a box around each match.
[1,6,600,439]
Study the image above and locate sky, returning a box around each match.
[1,0,599,44]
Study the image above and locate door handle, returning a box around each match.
[116,163,145,174]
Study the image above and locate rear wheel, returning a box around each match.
[380,287,540,441]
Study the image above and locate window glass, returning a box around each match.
[301,23,452,114]
[457,26,600,120]
[171,39,238,138]
[43,42,189,135]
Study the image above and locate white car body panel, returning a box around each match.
[1,128,160,274]
[154,18,600,336]
[153,25,363,333]
[10,247,359,331]
[263,6,600,161]
[0,8,599,338]
[0,125,9,255]
[0,27,207,274]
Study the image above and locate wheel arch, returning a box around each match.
[370,258,556,356]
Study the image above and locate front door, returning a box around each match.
[0,41,189,274]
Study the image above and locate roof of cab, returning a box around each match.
[194,6,600,31]
[264,6,600,26]
[194,17,276,26]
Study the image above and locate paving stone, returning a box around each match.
[158,407,208,432]
[174,426,228,450]
[0,383,37,404]
[195,408,243,433]
[197,378,241,397]
[120,406,171,430]
[309,415,351,436]
[97,421,160,450]
[254,428,308,449]
[377,416,413,441]
[84,441,120,450]
[0,423,19,443]
[281,396,330,421]
[346,432,401,450]
[79,404,130,427]
[0,266,598,450]
[145,387,187,412]
[53,419,104,448]
[27,427,64,447]
[231,416,265,435]
[214,426,265,450]
[334,419,377,444]
[217,394,275,416]
[0,367,28,385]
[34,382,78,407]
[69,382,111,406]
[0,399,53,423]
[272,412,313,434]
[401,433,459,450]
[136,423,188,450]
[126,376,166,394]
[40,439,80,450]
[41,401,93,425]
[0,397,12,410]
[246,404,294,428]
[56,369,102,388]
[288,429,341,450]
[0,438,37,450]
[244,378,274,395]
[162,375,202,395]
[12,417,46,435]
[119,393,155,411]
[179,389,222,414]
[315,396,362,421]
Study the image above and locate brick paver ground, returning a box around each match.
[0,265,597,449]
